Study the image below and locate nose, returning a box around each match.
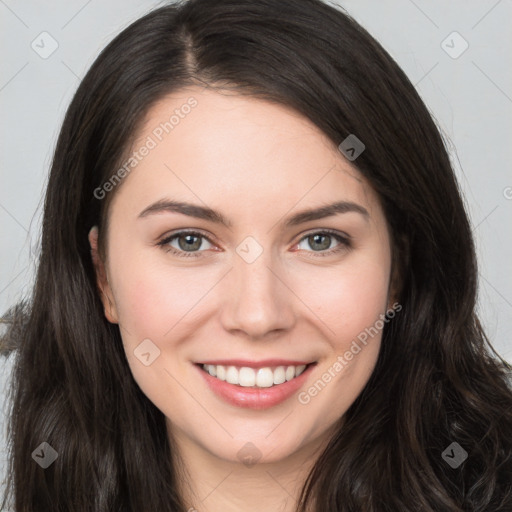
[220,244,296,340]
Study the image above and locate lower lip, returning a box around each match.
[195,363,316,410]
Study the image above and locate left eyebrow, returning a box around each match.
[137,198,370,228]
[283,200,369,227]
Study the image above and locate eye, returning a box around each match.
[157,229,351,259]
[157,230,214,258]
[295,229,351,257]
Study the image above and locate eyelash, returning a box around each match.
[157,229,351,259]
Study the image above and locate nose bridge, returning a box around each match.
[220,235,294,338]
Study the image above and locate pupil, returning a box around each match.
[180,234,200,251]
[310,234,330,251]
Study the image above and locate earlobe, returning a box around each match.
[88,226,119,324]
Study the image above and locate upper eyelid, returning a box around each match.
[158,228,215,245]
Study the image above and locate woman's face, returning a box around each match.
[90,87,394,465]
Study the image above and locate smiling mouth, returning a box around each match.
[197,362,316,389]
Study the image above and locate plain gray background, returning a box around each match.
[1,0,511,502]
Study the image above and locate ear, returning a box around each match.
[88,226,119,324]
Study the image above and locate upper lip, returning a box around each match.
[196,359,315,368]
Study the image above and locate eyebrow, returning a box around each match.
[138,198,369,228]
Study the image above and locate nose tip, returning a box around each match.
[220,242,295,339]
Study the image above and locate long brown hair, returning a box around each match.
[2,0,511,510]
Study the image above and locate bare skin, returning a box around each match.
[89,86,394,511]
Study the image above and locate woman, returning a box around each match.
[1,0,511,510]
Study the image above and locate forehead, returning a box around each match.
[109,86,382,223]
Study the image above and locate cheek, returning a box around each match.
[300,255,391,346]
[295,258,390,426]
[107,256,204,401]
[110,261,208,342]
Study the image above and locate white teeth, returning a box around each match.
[273,366,286,385]
[256,368,274,388]
[202,363,310,388]
[295,364,306,377]
[226,366,239,385]
[216,365,226,381]
[239,367,256,387]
